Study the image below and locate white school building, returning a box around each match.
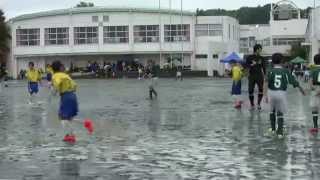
[240,0,308,57]
[7,7,240,78]
[7,0,312,78]
[305,6,320,62]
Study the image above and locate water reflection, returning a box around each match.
[147,100,160,135]
[0,79,319,179]
[60,160,80,180]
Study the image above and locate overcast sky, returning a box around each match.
[0,0,317,19]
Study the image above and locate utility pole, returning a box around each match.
[159,0,162,67]
[180,0,184,67]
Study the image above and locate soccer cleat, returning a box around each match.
[309,128,319,134]
[68,134,76,143]
[268,128,276,135]
[250,106,255,111]
[84,119,94,135]
[63,134,76,143]
[234,101,242,109]
[63,134,70,142]
[234,104,242,109]
[277,134,284,139]
[257,105,262,111]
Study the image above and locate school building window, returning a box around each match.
[45,27,69,45]
[103,26,129,43]
[103,15,109,22]
[134,25,159,43]
[272,38,304,46]
[92,16,99,22]
[74,26,98,44]
[195,54,208,59]
[164,24,190,42]
[195,24,223,37]
[16,28,40,46]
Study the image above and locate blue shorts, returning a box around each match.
[231,81,241,95]
[59,91,78,120]
[46,73,52,82]
[28,82,39,95]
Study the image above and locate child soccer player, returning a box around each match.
[46,64,54,87]
[230,60,243,109]
[146,61,158,100]
[309,54,320,133]
[51,61,78,143]
[176,66,183,81]
[138,66,143,80]
[264,53,305,138]
[26,62,41,104]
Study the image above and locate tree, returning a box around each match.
[0,9,11,77]
[289,44,308,61]
[75,1,94,8]
[197,4,310,25]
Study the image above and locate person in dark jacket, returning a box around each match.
[246,44,266,111]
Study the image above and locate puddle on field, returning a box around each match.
[0,79,319,179]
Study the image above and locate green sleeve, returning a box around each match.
[310,69,315,80]
[286,70,299,88]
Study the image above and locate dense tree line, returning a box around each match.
[0,9,10,78]
[75,1,94,8]
[196,4,311,25]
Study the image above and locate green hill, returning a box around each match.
[196,4,311,25]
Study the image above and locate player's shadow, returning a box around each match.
[59,160,80,180]
[147,100,161,136]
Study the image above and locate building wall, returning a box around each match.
[8,9,240,78]
[240,18,308,56]
[9,11,197,77]
[194,16,240,75]
[310,7,320,62]
[10,12,195,56]
[270,19,308,37]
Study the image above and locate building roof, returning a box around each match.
[9,7,195,22]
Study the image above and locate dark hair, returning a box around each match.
[272,53,283,65]
[253,44,262,53]
[314,54,320,65]
[51,61,62,72]
[28,62,34,67]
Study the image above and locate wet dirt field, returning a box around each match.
[0,78,319,180]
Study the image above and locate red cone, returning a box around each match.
[84,119,94,135]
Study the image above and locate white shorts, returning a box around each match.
[310,90,320,110]
[268,90,288,113]
[149,77,158,89]
[177,72,182,77]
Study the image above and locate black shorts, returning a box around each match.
[248,76,264,95]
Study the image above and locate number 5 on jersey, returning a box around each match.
[275,75,282,88]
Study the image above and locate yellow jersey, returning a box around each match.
[26,69,41,82]
[46,67,54,75]
[52,72,77,94]
[231,65,243,81]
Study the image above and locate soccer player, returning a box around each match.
[246,44,266,111]
[230,60,243,109]
[176,66,183,81]
[26,62,41,104]
[46,64,54,87]
[51,61,78,143]
[309,54,320,133]
[146,61,158,100]
[264,53,305,138]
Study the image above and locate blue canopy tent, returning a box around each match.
[220,52,243,63]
